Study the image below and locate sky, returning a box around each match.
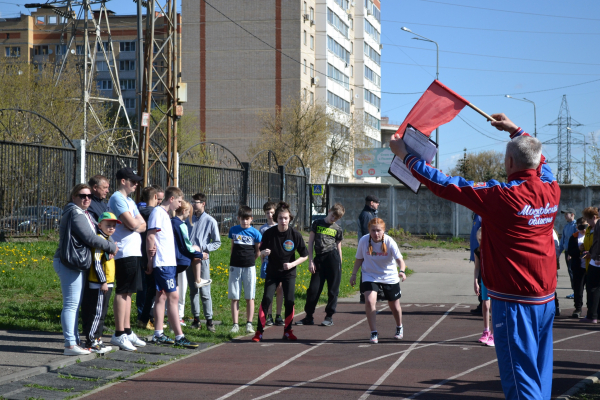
[1,0,599,181]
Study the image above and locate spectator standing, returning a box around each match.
[108,168,147,351]
[187,193,219,331]
[259,201,283,326]
[357,195,380,303]
[581,206,600,323]
[568,217,588,318]
[390,114,560,400]
[54,184,117,355]
[559,208,577,300]
[87,175,110,222]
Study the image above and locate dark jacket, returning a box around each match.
[358,205,378,237]
[87,195,109,223]
[172,217,203,266]
[567,232,582,262]
[54,202,117,267]
[138,204,154,266]
[589,226,600,263]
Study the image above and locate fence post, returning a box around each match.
[454,202,459,238]
[73,139,86,184]
[241,162,250,205]
[279,165,286,201]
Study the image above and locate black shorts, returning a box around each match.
[115,256,142,294]
[360,281,401,301]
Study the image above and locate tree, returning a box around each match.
[449,149,506,182]
[575,131,600,185]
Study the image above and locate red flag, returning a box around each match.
[395,80,469,138]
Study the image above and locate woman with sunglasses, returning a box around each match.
[53,184,118,355]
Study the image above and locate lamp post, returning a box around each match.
[401,26,440,168]
[504,95,537,138]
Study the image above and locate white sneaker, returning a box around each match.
[127,332,146,347]
[64,346,91,356]
[110,334,137,351]
[179,319,187,327]
[394,326,404,340]
[230,324,240,333]
[195,278,212,288]
[246,322,255,333]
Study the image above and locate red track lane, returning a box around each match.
[84,303,600,400]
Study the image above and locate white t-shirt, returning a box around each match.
[108,191,142,259]
[356,234,403,284]
[147,206,177,267]
[577,232,586,269]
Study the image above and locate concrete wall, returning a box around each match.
[328,183,600,237]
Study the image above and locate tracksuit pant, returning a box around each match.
[571,266,586,311]
[139,270,156,324]
[585,266,600,320]
[257,273,296,333]
[304,250,341,318]
[492,299,554,400]
[81,285,113,345]
[186,259,213,320]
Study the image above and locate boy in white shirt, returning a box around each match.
[146,187,198,348]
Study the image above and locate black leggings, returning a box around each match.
[258,273,296,333]
[585,266,600,320]
[571,266,586,310]
[304,251,341,318]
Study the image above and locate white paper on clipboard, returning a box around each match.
[388,125,438,194]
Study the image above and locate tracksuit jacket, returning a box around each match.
[404,128,560,305]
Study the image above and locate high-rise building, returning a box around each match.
[182,0,382,179]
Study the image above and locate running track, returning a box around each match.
[85,303,600,400]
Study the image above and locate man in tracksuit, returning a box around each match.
[390,113,560,400]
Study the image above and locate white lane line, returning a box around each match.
[252,331,481,400]
[554,348,600,353]
[358,303,460,400]
[402,328,600,399]
[214,305,389,400]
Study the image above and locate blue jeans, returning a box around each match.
[53,258,85,347]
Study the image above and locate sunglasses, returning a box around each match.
[78,193,93,200]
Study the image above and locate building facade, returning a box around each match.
[181,0,382,177]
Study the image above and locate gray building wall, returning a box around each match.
[328,183,600,238]
[181,0,301,160]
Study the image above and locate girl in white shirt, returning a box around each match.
[350,218,407,344]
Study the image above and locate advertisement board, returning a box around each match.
[354,148,395,177]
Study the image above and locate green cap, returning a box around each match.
[98,211,122,224]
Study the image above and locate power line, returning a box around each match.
[457,115,505,142]
[416,0,600,22]
[382,61,600,76]
[382,43,600,67]
[382,20,600,36]
[465,78,600,97]
[441,141,505,156]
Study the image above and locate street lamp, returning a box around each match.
[504,95,537,138]
[401,26,440,168]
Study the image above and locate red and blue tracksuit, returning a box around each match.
[404,128,560,400]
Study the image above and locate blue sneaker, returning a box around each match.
[152,334,175,345]
[174,336,199,349]
[566,293,574,299]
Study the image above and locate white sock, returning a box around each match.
[397,325,403,328]
[175,334,184,341]
[154,330,163,337]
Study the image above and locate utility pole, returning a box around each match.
[546,95,582,184]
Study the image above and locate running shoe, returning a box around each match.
[485,334,495,347]
[265,314,274,326]
[179,319,187,327]
[97,340,112,352]
[295,317,314,326]
[246,322,255,333]
[87,339,110,354]
[370,332,378,344]
[230,324,239,333]
[152,333,175,345]
[110,334,136,351]
[194,278,212,288]
[478,330,490,344]
[282,330,297,341]
[274,315,285,326]
[579,317,599,324]
[64,346,91,356]
[174,336,199,349]
[252,332,263,342]
[191,319,201,330]
[566,293,574,299]
[128,332,146,347]
[394,326,404,340]
[206,323,216,333]
[321,317,334,327]
[572,309,582,318]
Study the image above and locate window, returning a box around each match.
[55,44,67,55]
[364,20,380,44]
[303,88,307,99]
[34,45,49,55]
[97,80,113,90]
[303,1,307,14]
[350,18,354,30]
[350,89,354,98]
[76,45,84,55]
[96,61,113,71]
[36,16,45,25]
[124,98,136,109]
[365,0,381,22]
[309,91,314,104]
[364,42,381,65]
[310,7,314,21]
[364,112,381,130]
[48,16,57,24]
[310,63,314,78]
[327,8,349,38]
[327,63,349,89]
[97,41,112,52]
[334,0,350,10]
[5,47,20,57]
[310,35,314,50]
[350,65,353,77]
[327,36,350,64]
[327,91,350,113]
[304,59,307,74]
[119,60,135,71]
[119,41,136,52]
[364,88,381,109]
[120,79,136,90]
[303,30,307,45]
[364,65,381,87]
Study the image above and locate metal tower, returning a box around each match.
[545,95,582,184]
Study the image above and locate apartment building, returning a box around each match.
[182,0,382,179]
[0,7,180,117]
